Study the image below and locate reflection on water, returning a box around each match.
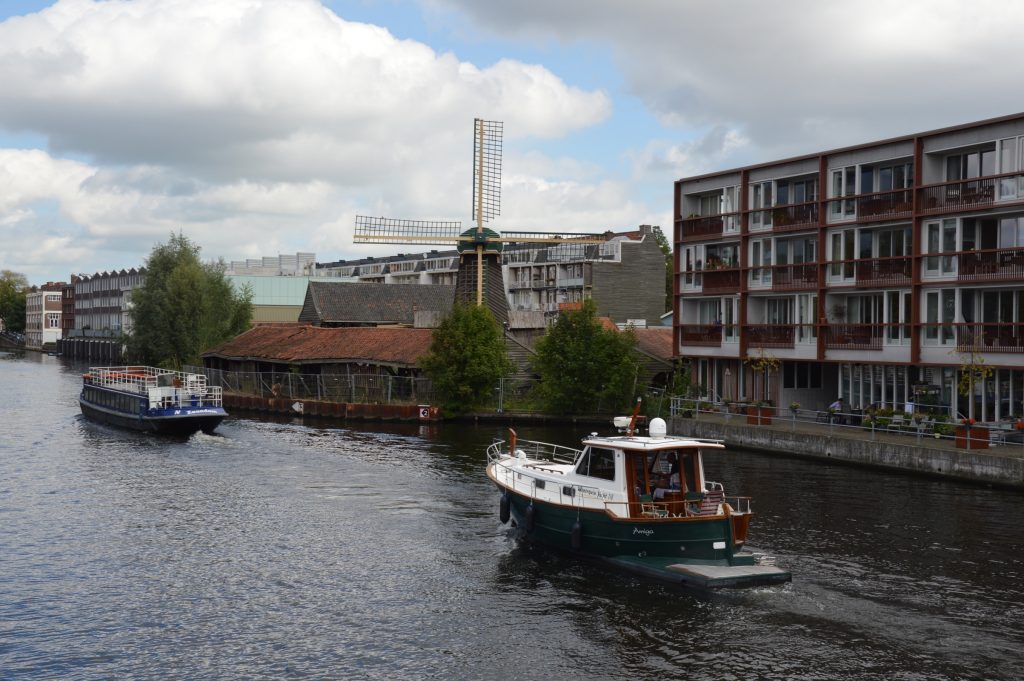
[1,355,1022,679]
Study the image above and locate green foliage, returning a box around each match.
[0,270,29,333]
[127,233,252,369]
[420,303,513,415]
[531,299,639,415]
[651,226,672,313]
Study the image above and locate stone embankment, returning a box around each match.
[670,414,1024,489]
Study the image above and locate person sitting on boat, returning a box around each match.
[652,453,682,499]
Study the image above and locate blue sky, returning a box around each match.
[2,0,1023,284]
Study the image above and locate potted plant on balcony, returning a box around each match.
[747,400,774,426]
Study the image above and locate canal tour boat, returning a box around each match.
[79,366,227,435]
[485,411,791,589]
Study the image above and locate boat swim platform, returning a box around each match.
[604,555,791,590]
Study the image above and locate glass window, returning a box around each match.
[576,447,616,481]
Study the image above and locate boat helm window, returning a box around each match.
[634,449,698,496]
[575,447,617,482]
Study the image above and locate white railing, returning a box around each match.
[85,366,222,408]
[486,438,582,465]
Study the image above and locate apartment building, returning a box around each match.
[504,225,666,326]
[73,268,146,335]
[316,251,460,287]
[24,283,64,350]
[674,112,1024,422]
[226,252,316,277]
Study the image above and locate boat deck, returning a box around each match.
[604,554,791,589]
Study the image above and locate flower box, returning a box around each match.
[954,425,988,449]
[746,406,773,426]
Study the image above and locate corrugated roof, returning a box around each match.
[202,325,434,366]
[300,281,454,325]
[634,327,673,362]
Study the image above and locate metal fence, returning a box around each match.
[187,366,435,405]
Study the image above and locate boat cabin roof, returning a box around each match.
[581,435,724,453]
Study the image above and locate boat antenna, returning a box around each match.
[626,397,642,436]
[508,428,517,455]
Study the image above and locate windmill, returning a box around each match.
[354,118,607,323]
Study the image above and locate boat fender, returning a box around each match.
[525,503,535,533]
[499,492,511,524]
[571,519,583,551]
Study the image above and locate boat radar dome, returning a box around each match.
[649,418,667,438]
[612,416,631,430]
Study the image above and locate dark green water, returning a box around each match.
[2,354,1022,679]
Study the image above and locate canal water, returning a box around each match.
[2,354,1022,680]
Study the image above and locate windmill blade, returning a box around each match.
[492,231,607,244]
[354,215,465,245]
[472,119,502,226]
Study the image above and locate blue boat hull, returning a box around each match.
[80,398,226,435]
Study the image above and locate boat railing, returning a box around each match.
[617,495,752,519]
[486,438,581,465]
[85,366,222,408]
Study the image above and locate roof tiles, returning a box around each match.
[203,325,434,366]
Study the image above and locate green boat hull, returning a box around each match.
[504,488,753,566]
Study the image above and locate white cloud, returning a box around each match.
[0,0,619,281]
[434,0,1024,161]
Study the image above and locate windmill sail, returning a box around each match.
[472,119,502,226]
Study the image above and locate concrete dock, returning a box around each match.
[670,412,1024,489]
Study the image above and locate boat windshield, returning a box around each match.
[574,446,617,481]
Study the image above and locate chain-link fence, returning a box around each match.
[186,366,435,405]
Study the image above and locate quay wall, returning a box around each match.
[222,392,441,421]
[670,417,1024,489]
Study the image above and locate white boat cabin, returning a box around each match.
[488,428,733,520]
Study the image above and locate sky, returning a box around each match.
[2,0,1024,285]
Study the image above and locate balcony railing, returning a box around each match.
[855,256,912,286]
[824,323,884,350]
[771,263,818,290]
[748,201,820,232]
[680,324,723,347]
[957,247,1024,282]
[681,212,739,240]
[921,322,1024,353]
[919,177,998,213]
[701,268,741,294]
[744,324,798,349]
[827,188,913,222]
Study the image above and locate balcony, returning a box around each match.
[680,212,739,241]
[748,202,819,233]
[855,256,912,286]
[827,188,913,223]
[919,176,1000,213]
[923,322,1024,353]
[680,324,723,347]
[824,324,884,350]
[771,263,818,291]
[957,247,1024,283]
[701,268,741,294]
[744,324,796,349]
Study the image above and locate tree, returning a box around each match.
[531,299,639,414]
[420,303,513,415]
[0,270,29,333]
[651,226,673,313]
[128,233,252,369]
